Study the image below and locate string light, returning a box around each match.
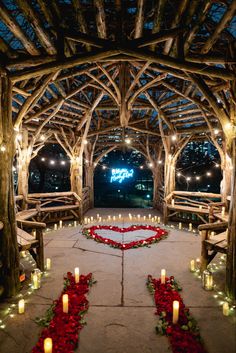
[60,161,66,165]
[214,129,219,135]
[158,160,162,164]
[206,172,212,177]
[50,160,55,165]
[171,134,177,141]
[186,177,191,181]
[148,163,153,168]
[0,145,6,152]
[177,172,181,177]
[125,138,131,144]
[40,135,45,141]
[84,139,88,145]
[140,165,143,169]
[41,157,45,162]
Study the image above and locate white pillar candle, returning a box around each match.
[143,215,146,221]
[148,214,151,219]
[99,217,102,222]
[97,213,100,219]
[223,302,229,316]
[74,267,80,284]
[157,216,161,223]
[161,269,166,284]
[196,258,201,269]
[221,206,225,217]
[91,216,93,222]
[113,216,116,221]
[87,218,90,224]
[54,223,58,231]
[171,199,175,206]
[190,259,195,272]
[137,214,140,220]
[108,215,111,220]
[32,230,36,237]
[210,231,215,237]
[74,220,77,227]
[62,294,69,313]
[172,301,179,324]
[33,274,39,289]
[119,214,121,219]
[188,223,192,231]
[59,220,63,228]
[84,217,88,224]
[46,258,51,270]
[18,299,25,314]
[44,337,52,353]
[178,222,182,230]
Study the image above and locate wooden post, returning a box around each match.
[152,164,162,210]
[226,137,236,300]
[220,152,232,203]
[17,128,31,205]
[85,164,94,208]
[0,73,19,298]
[70,153,83,219]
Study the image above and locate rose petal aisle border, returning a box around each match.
[147,275,207,353]
[31,272,95,353]
[82,225,168,250]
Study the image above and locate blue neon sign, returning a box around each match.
[110,168,134,183]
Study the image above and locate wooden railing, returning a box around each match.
[164,191,222,224]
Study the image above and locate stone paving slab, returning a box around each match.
[78,306,170,353]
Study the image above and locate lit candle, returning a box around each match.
[59,220,63,228]
[199,205,203,210]
[46,258,51,270]
[188,223,192,231]
[97,213,100,219]
[99,217,102,222]
[157,217,161,223]
[91,216,93,222]
[161,269,166,284]
[222,207,225,217]
[210,231,215,237]
[190,259,195,272]
[54,223,58,230]
[33,274,39,289]
[171,199,175,206]
[223,302,229,316]
[108,215,111,220]
[143,215,146,221]
[62,294,69,313]
[84,217,88,224]
[178,222,182,230]
[18,299,25,314]
[119,214,121,219]
[21,251,26,258]
[202,269,213,290]
[137,214,140,220]
[74,220,77,227]
[74,267,80,283]
[87,218,90,224]
[148,214,151,219]
[32,230,36,237]
[113,216,116,221]
[172,301,179,324]
[196,258,201,269]
[44,337,52,353]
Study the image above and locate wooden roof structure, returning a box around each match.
[0,1,235,299]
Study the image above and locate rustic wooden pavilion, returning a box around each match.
[0,1,235,303]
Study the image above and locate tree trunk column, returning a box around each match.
[85,165,94,208]
[70,155,83,220]
[152,166,162,210]
[0,74,19,298]
[220,153,232,203]
[226,138,236,300]
[17,128,30,204]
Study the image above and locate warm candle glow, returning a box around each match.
[161,269,166,284]
[62,294,69,313]
[221,206,225,217]
[148,214,151,219]
[223,302,229,316]
[171,199,175,206]
[196,258,201,269]
[59,220,63,228]
[188,223,192,231]
[18,299,25,314]
[190,259,195,272]
[44,337,52,353]
[74,267,80,284]
[157,217,161,223]
[46,258,51,270]
[33,274,39,289]
[84,217,88,224]
[91,216,93,222]
[74,220,77,227]
[178,222,182,230]
[172,300,179,324]
[137,214,140,219]
[54,223,58,230]
[119,214,121,219]
[97,213,100,219]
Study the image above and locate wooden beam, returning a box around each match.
[0,4,40,56]
[134,0,145,39]
[9,48,121,82]
[16,0,56,55]
[95,0,107,39]
[133,27,184,48]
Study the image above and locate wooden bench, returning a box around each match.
[164,191,222,224]
[198,221,228,272]
[17,219,46,271]
[27,192,81,223]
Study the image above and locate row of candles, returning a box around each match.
[188,258,231,317]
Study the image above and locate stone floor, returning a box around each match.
[0,208,235,353]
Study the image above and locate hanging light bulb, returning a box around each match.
[206,172,211,177]
[0,145,6,152]
[125,138,131,144]
[171,134,177,141]
[186,177,191,181]
[41,157,45,162]
[214,129,219,135]
[40,135,45,141]
[50,160,55,165]
[158,160,162,164]
[196,176,200,180]
[102,165,106,170]
[148,163,153,168]
[177,172,181,177]
[84,139,88,145]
